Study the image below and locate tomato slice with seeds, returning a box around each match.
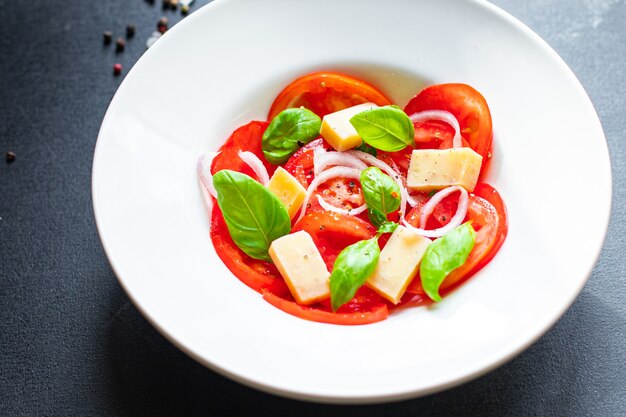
[404,83,493,177]
[283,138,328,187]
[292,210,375,270]
[268,72,392,120]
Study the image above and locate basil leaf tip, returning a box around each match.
[376,221,398,235]
[212,170,291,262]
[420,222,476,302]
[349,105,414,152]
[262,107,321,165]
[330,237,380,311]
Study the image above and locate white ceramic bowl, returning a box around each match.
[92,0,611,403]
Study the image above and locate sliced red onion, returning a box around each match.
[406,192,419,207]
[238,150,270,185]
[347,150,408,217]
[197,151,220,198]
[316,195,367,216]
[409,110,462,148]
[296,166,362,223]
[401,186,468,238]
[314,151,368,174]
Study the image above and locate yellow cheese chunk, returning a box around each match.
[269,231,330,305]
[267,167,307,219]
[366,226,431,304]
[319,103,378,151]
[406,147,483,192]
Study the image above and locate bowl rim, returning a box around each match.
[91,0,612,404]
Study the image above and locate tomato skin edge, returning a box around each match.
[268,71,392,120]
[262,290,389,325]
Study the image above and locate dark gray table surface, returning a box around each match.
[1,0,624,416]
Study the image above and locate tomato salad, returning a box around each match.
[198,72,508,325]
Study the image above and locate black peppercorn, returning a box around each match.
[6,151,16,163]
[115,38,125,52]
[126,24,136,38]
[103,31,112,45]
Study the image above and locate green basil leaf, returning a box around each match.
[212,170,291,262]
[353,141,378,157]
[262,108,321,165]
[420,222,476,302]
[367,208,388,229]
[329,237,380,311]
[360,166,401,226]
[349,105,415,152]
[376,221,398,235]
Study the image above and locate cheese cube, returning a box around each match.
[406,147,483,192]
[319,103,378,151]
[366,226,431,304]
[269,231,330,305]
[267,167,307,219]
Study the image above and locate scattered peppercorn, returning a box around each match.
[126,24,136,38]
[103,31,113,45]
[115,38,125,52]
[113,63,122,76]
[6,151,16,164]
[348,180,355,188]
[158,16,169,26]
[170,0,179,10]
[162,0,171,9]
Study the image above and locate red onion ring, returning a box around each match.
[401,186,468,238]
[316,195,367,216]
[314,151,368,174]
[238,150,270,185]
[296,166,362,223]
[409,110,462,148]
[197,151,220,198]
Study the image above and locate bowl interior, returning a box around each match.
[92,0,611,403]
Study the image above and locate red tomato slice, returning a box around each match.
[268,72,392,120]
[283,138,329,187]
[262,290,389,325]
[292,210,376,270]
[404,84,493,177]
[211,121,276,179]
[210,204,290,296]
[316,286,386,314]
[405,183,507,296]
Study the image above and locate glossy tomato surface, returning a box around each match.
[268,72,392,119]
